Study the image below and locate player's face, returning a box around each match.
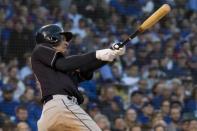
[54,36,69,53]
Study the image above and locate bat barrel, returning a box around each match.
[111,4,171,49]
[139,4,171,32]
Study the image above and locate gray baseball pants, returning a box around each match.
[37,95,101,131]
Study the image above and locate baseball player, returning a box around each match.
[31,24,125,131]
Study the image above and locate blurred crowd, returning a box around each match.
[0,0,197,131]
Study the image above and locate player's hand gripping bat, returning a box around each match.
[111,4,171,50]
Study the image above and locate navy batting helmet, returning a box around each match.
[35,24,73,46]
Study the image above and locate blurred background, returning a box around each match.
[0,0,197,131]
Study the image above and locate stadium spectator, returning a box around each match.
[138,102,154,126]
[113,116,126,131]
[189,118,197,131]
[167,107,182,131]
[94,114,111,131]
[87,103,101,118]
[3,66,25,101]
[16,121,31,131]
[161,100,171,124]
[121,48,136,69]
[129,91,144,113]
[153,124,167,131]
[19,53,32,81]
[130,124,142,131]
[20,86,42,125]
[124,108,138,130]
[14,105,36,130]
[0,84,19,117]
[122,64,140,87]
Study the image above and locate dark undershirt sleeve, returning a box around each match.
[74,59,107,81]
[68,60,107,82]
[54,52,106,72]
[80,60,107,72]
[33,45,108,75]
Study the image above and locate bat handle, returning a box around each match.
[111,30,140,50]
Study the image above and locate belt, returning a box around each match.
[43,95,78,105]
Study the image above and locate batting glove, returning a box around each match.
[96,49,117,62]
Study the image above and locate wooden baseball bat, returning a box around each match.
[112,4,171,49]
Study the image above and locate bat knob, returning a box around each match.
[114,44,119,49]
[111,41,122,50]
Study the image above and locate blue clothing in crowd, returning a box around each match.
[151,95,163,110]
[0,100,19,117]
[188,0,197,11]
[26,102,42,122]
[184,99,197,113]
[138,113,151,125]
[80,80,98,102]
